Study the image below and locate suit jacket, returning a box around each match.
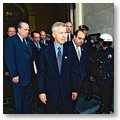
[40,39,53,46]
[3,38,9,73]
[37,42,80,107]
[32,42,45,67]
[96,47,114,86]
[68,41,87,81]
[71,34,73,40]
[5,34,33,86]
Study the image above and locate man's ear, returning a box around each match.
[73,35,76,40]
[18,28,20,33]
[52,33,55,38]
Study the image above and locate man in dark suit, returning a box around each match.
[5,21,33,114]
[68,30,87,113]
[40,30,47,45]
[31,31,44,67]
[31,31,44,113]
[65,21,73,42]
[70,30,87,86]
[37,22,80,114]
[40,30,53,45]
[3,25,16,105]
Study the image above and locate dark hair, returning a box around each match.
[102,42,112,47]
[74,30,79,36]
[97,38,104,42]
[74,30,84,37]
[6,25,16,32]
[7,25,16,30]
[31,31,40,38]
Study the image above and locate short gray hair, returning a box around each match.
[51,22,66,33]
[17,21,28,29]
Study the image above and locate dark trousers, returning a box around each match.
[3,76,9,102]
[44,104,73,114]
[3,75,15,111]
[86,80,93,97]
[12,82,33,114]
[98,85,113,112]
[43,96,73,114]
[32,74,44,113]
[85,75,93,97]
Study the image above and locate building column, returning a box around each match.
[74,3,83,31]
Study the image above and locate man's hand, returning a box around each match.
[12,76,19,84]
[72,92,78,101]
[39,93,47,104]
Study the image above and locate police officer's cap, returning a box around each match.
[78,25,89,31]
[100,33,113,42]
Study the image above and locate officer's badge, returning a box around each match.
[108,54,112,59]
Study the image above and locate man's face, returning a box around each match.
[40,31,46,40]
[52,26,66,46]
[18,23,29,38]
[74,31,85,46]
[66,22,72,33]
[7,27,16,37]
[99,41,103,46]
[33,33,40,43]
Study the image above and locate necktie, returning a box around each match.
[76,46,81,61]
[36,43,40,51]
[67,34,70,41]
[57,47,62,73]
[23,38,27,47]
[44,40,46,45]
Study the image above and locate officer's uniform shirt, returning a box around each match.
[96,47,114,86]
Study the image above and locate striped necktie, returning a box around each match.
[76,46,81,61]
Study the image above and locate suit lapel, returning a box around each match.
[71,42,80,63]
[60,44,69,75]
[49,43,59,75]
[26,39,32,56]
[16,35,32,56]
[61,45,65,74]
[16,35,28,53]
[80,46,84,63]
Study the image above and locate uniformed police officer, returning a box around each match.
[95,33,114,114]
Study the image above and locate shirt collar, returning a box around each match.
[72,40,81,50]
[17,33,24,42]
[54,42,63,54]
